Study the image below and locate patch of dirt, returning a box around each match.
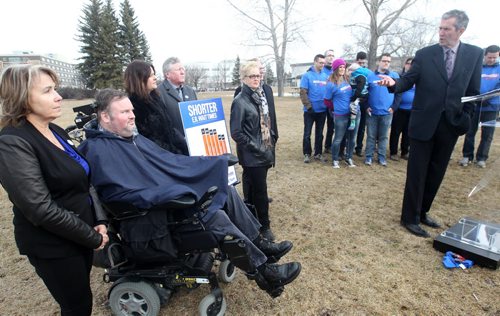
[0,94,499,315]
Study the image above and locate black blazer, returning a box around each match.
[157,80,198,136]
[391,43,483,141]
[0,121,103,258]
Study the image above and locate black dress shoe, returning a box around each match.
[420,216,441,228]
[255,238,293,263]
[401,222,430,238]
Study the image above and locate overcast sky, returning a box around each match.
[0,0,497,71]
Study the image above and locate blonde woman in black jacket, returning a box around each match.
[230,61,277,241]
[0,65,108,316]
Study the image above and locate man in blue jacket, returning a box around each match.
[365,53,400,166]
[78,89,301,297]
[459,44,500,168]
[300,54,329,163]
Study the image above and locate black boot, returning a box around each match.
[254,237,293,263]
[249,262,301,298]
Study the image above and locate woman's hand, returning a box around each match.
[94,224,109,250]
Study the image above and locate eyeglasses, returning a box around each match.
[246,74,260,79]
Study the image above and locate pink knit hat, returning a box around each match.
[332,58,346,72]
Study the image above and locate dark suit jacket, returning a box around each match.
[157,80,198,136]
[390,43,483,141]
[234,84,279,143]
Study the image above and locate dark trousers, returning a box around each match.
[401,115,458,225]
[28,251,94,316]
[355,100,369,154]
[205,209,267,270]
[389,109,411,156]
[242,166,270,228]
[303,111,327,156]
[462,110,498,161]
[324,110,334,151]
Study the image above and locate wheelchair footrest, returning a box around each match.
[221,238,254,273]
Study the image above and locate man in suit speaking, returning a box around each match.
[378,10,483,237]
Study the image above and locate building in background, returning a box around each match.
[0,52,83,87]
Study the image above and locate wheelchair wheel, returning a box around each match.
[109,281,161,316]
[218,259,236,283]
[198,293,226,316]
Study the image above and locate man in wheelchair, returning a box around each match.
[78,89,301,297]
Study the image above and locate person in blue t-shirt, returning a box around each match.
[324,58,359,168]
[460,44,500,168]
[389,57,414,161]
[365,53,401,166]
[300,54,329,163]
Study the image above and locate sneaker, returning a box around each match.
[459,157,470,166]
[355,150,363,157]
[364,157,372,166]
[477,160,486,168]
[332,160,340,169]
[259,262,302,287]
[389,155,399,161]
[314,154,327,163]
[260,227,275,242]
[379,157,387,167]
[303,154,311,163]
[401,153,409,160]
[345,158,356,167]
[255,237,293,263]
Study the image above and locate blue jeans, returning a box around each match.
[462,110,498,161]
[365,113,393,159]
[331,113,360,161]
[303,111,327,156]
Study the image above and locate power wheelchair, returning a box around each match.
[94,186,283,316]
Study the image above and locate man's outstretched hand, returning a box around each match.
[377,75,396,87]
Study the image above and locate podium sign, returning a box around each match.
[179,98,237,185]
[433,217,500,269]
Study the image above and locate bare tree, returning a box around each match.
[184,64,208,91]
[343,0,419,68]
[227,0,305,97]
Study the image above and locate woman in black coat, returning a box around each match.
[230,61,277,241]
[0,65,108,316]
[124,60,188,155]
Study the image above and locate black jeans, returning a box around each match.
[389,109,411,156]
[242,165,271,228]
[462,110,498,161]
[28,251,94,316]
[324,110,334,151]
[355,99,369,154]
[303,111,327,156]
